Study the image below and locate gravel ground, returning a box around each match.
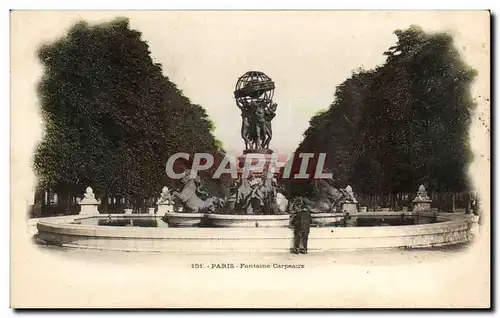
[34,243,471,266]
[13,242,488,308]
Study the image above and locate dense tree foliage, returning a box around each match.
[34,18,224,208]
[288,26,476,198]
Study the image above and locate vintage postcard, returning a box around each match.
[10,10,491,308]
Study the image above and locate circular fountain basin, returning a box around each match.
[33,212,478,252]
[164,212,206,227]
[208,213,290,227]
[311,213,346,226]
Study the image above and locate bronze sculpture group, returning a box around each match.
[239,100,277,150]
[234,71,277,150]
[163,71,356,221]
[167,169,281,215]
[167,168,355,216]
[170,170,226,213]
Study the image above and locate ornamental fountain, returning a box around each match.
[162,71,355,226]
[34,183,479,252]
[164,71,289,227]
[32,71,480,252]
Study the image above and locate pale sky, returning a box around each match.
[11,11,490,202]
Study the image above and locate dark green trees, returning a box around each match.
[34,18,223,207]
[290,26,476,197]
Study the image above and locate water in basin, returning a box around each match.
[352,215,440,227]
[74,217,169,228]
[71,214,440,228]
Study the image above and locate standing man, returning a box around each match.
[290,197,313,254]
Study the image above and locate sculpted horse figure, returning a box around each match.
[312,178,343,213]
[171,172,226,213]
[276,192,289,214]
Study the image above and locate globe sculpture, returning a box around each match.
[234,71,277,151]
[234,71,275,108]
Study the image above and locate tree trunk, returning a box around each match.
[102,190,108,214]
[67,191,71,215]
[465,192,471,214]
[135,196,141,214]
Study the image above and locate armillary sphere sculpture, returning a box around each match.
[234,71,278,151]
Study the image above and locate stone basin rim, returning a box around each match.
[207,213,290,220]
[36,220,471,239]
[35,213,475,237]
[164,212,206,218]
[33,212,477,251]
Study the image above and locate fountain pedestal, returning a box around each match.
[157,203,174,217]
[340,185,358,214]
[156,186,174,217]
[413,199,432,212]
[79,203,100,215]
[412,185,432,212]
[342,203,358,214]
[77,187,100,215]
[237,149,277,179]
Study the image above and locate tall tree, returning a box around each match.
[288,26,476,198]
[34,18,224,209]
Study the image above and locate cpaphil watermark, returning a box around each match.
[165,152,332,180]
